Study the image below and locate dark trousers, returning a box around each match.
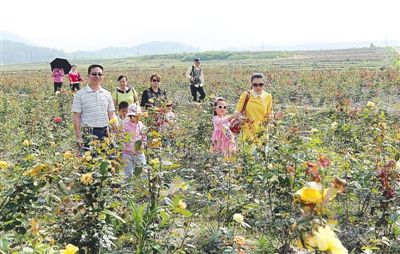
[54,82,62,93]
[82,127,110,153]
[190,85,206,102]
[70,83,80,92]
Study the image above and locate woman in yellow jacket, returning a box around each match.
[235,73,281,144]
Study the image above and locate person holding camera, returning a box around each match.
[185,58,205,102]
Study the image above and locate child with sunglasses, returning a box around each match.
[122,105,147,178]
[211,97,241,156]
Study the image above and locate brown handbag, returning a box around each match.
[229,91,250,134]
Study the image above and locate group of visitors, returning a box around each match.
[69,59,282,179]
[51,65,83,93]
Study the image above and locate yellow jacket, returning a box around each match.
[235,90,272,141]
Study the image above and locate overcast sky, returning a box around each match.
[1,0,399,52]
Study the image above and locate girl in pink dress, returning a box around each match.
[211,97,240,156]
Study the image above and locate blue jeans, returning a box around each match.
[81,127,110,154]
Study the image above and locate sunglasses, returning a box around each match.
[90,73,103,77]
[216,105,227,109]
[129,115,138,118]
[152,79,160,82]
[252,83,264,87]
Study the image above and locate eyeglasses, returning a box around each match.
[252,83,264,87]
[216,105,227,109]
[90,73,103,77]
[152,79,160,83]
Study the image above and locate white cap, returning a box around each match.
[126,104,142,116]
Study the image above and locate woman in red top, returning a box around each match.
[68,65,83,92]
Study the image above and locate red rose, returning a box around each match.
[53,117,62,123]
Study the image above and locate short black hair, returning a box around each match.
[117,75,128,81]
[194,58,200,62]
[88,64,104,75]
[118,101,129,110]
[250,72,265,83]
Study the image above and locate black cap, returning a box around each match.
[194,58,200,62]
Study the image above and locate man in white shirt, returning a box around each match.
[185,58,205,102]
[71,64,116,150]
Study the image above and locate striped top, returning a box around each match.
[71,85,115,128]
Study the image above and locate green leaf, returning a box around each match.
[173,207,192,217]
[0,239,9,250]
[124,133,131,142]
[135,140,142,150]
[393,224,400,237]
[103,209,126,224]
[159,210,170,226]
[22,247,34,253]
[110,201,122,208]
[134,166,143,177]
[100,161,109,175]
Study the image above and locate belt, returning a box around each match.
[83,126,108,131]
[92,127,108,131]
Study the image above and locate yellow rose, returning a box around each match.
[233,213,244,224]
[63,151,73,160]
[366,101,376,108]
[60,244,79,254]
[84,151,92,161]
[0,161,9,170]
[331,122,338,130]
[178,200,187,209]
[30,218,39,234]
[23,139,32,147]
[80,172,94,185]
[109,117,118,125]
[234,235,246,246]
[296,182,339,204]
[149,138,162,148]
[308,225,348,254]
[24,164,46,177]
[179,182,188,191]
[149,158,160,166]
[296,182,325,204]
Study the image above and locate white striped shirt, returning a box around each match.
[71,85,115,127]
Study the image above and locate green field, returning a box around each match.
[0,47,399,253]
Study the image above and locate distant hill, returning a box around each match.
[0,31,36,46]
[1,31,398,66]
[227,41,400,51]
[68,41,199,60]
[0,40,65,65]
[0,40,199,65]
